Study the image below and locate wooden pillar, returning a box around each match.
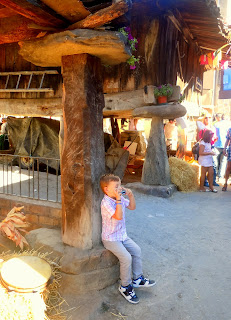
[61,54,105,249]
[142,117,171,186]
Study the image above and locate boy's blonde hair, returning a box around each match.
[100,174,120,193]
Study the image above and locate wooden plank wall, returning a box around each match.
[102,10,205,99]
[0,43,62,99]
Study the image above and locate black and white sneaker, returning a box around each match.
[132,275,156,288]
[118,284,139,304]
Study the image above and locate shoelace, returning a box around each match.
[127,286,136,297]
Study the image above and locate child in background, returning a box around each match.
[100,174,155,304]
[199,130,217,192]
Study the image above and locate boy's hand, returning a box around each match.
[123,188,133,196]
[114,187,122,200]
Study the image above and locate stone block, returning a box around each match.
[29,204,49,216]
[26,228,65,260]
[39,215,56,226]
[0,235,20,253]
[19,29,131,67]
[26,214,39,224]
[125,182,177,198]
[59,265,119,295]
[50,207,61,219]
[26,228,119,277]
[143,85,157,104]
[0,199,11,209]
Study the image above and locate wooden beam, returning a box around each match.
[0,6,17,17]
[0,0,67,27]
[0,88,53,92]
[0,70,58,75]
[0,15,43,44]
[67,0,128,30]
[0,88,156,118]
[40,0,90,23]
[0,98,63,117]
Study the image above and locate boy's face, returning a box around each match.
[104,180,122,199]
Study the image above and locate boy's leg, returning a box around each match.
[103,240,132,287]
[123,237,156,288]
[122,237,142,280]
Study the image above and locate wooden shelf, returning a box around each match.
[0,89,53,92]
[0,71,58,76]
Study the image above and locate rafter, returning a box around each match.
[0,15,47,44]
[67,0,129,30]
[0,6,17,18]
[0,0,67,27]
[40,0,90,23]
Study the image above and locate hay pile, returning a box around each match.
[0,250,72,320]
[169,157,200,192]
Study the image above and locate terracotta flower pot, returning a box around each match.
[157,96,167,104]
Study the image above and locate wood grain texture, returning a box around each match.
[61,54,105,249]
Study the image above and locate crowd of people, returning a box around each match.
[164,113,231,192]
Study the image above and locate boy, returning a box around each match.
[100,174,155,304]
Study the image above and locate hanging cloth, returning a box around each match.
[199,55,208,65]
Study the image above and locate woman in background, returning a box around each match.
[199,130,217,193]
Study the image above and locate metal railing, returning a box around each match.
[0,154,61,203]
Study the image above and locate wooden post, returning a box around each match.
[61,54,105,249]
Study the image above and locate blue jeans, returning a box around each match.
[103,237,142,287]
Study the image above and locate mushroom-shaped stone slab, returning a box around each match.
[19,29,131,67]
[132,103,187,188]
[132,103,187,119]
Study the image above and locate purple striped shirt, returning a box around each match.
[101,194,130,241]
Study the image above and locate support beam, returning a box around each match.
[67,0,128,30]
[40,0,90,23]
[0,0,67,27]
[0,15,44,44]
[0,6,17,18]
[0,98,62,117]
[61,53,105,249]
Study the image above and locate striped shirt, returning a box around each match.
[101,194,130,241]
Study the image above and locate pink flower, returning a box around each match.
[130,65,136,70]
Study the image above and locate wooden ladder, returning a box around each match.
[0,70,58,93]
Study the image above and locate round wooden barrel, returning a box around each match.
[0,255,52,293]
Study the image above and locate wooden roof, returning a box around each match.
[157,0,229,52]
[0,0,229,52]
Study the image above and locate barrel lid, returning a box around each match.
[0,256,52,291]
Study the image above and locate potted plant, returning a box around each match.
[154,84,173,104]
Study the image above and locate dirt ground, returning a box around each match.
[66,182,231,320]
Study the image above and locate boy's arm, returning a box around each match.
[112,192,123,220]
[124,188,136,210]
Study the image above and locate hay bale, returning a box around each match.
[169,157,200,192]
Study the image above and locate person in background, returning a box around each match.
[176,117,187,158]
[214,113,230,180]
[164,119,177,150]
[222,127,231,191]
[198,115,219,186]
[199,130,217,193]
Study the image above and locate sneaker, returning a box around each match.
[213,182,219,186]
[118,284,139,304]
[209,188,218,193]
[132,275,156,288]
[204,181,209,187]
